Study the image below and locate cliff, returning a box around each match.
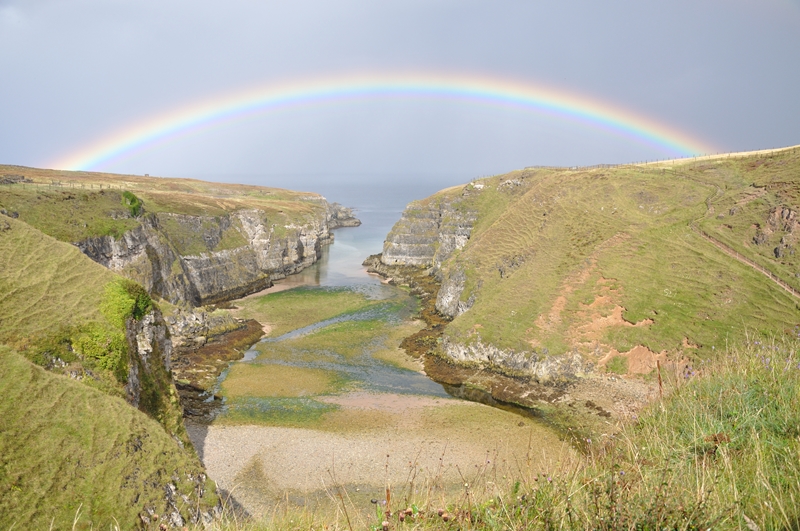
[0,166,360,306]
[0,216,219,527]
[382,190,476,269]
[77,202,360,306]
[375,148,800,425]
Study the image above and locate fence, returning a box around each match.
[0,179,128,191]
[524,144,800,172]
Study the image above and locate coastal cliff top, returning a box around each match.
[0,164,334,241]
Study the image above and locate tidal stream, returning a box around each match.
[187,190,573,519]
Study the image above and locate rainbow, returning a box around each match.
[53,72,717,171]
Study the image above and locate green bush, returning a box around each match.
[100,278,152,328]
[120,190,143,217]
[63,278,152,383]
[71,322,128,383]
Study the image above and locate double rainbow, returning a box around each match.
[53,72,716,171]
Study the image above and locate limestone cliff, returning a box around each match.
[381,194,475,269]
[78,203,356,306]
[124,307,191,444]
[380,192,477,321]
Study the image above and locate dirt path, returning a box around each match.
[692,225,800,299]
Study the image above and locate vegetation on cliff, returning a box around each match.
[0,164,354,306]
[0,215,219,526]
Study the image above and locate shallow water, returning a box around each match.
[195,182,573,518]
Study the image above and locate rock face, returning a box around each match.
[377,186,590,383]
[381,196,476,268]
[125,309,170,405]
[164,307,242,350]
[328,202,362,228]
[78,204,355,306]
[124,308,187,443]
[380,195,477,319]
[441,337,591,382]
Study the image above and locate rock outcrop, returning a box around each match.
[380,194,477,319]
[78,204,355,306]
[441,337,591,382]
[381,195,476,268]
[328,202,362,228]
[124,307,188,444]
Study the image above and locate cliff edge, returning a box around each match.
[372,148,800,431]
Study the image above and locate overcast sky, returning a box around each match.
[1,0,798,190]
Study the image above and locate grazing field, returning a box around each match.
[0,163,330,242]
[433,147,800,367]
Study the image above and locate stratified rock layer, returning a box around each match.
[78,203,357,306]
[381,195,476,269]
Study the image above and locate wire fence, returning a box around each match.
[0,178,128,191]
[524,144,800,172]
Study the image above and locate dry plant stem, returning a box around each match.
[326,456,354,531]
[402,448,423,507]
[429,442,449,511]
[657,359,663,400]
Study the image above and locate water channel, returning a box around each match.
[186,181,573,519]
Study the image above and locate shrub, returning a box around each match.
[120,190,143,217]
[100,278,152,328]
[71,321,128,383]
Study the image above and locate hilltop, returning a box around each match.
[371,145,800,433]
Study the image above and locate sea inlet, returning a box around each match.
[186,180,573,519]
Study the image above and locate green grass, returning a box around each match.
[194,336,800,530]
[234,287,387,337]
[426,150,800,363]
[0,186,138,241]
[0,216,118,346]
[605,355,628,374]
[0,347,218,530]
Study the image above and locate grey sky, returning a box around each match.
[1,0,798,184]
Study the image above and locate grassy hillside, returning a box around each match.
[0,216,218,526]
[192,336,800,531]
[0,164,329,242]
[0,347,218,530]
[435,147,800,367]
[0,216,118,345]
